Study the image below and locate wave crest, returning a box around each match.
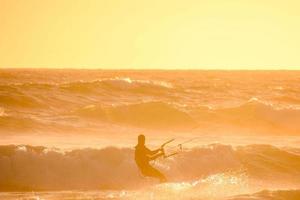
[194,98,300,134]
[74,101,197,130]
[0,144,299,191]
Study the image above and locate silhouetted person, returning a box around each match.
[135,134,167,183]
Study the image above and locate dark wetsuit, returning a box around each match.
[135,144,166,182]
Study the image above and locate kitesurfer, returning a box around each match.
[134,134,167,182]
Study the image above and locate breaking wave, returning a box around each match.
[74,101,197,130]
[0,107,6,117]
[2,97,300,133]
[0,93,46,108]
[1,189,299,200]
[228,190,300,200]
[61,77,174,93]
[0,115,42,131]
[0,143,299,191]
[1,69,300,134]
[194,98,300,134]
[0,77,174,95]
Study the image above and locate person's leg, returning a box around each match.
[143,166,167,183]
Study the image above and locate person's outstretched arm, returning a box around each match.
[150,148,162,155]
[148,152,164,161]
[146,147,162,155]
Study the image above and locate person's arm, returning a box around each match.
[145,147,162,155]
[150,148,162,155]
[148,151,164,161]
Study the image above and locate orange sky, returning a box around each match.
[0,0,300,69]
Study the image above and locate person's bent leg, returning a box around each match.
[143,166,167,183]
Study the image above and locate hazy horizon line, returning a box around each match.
[1,67,300,71]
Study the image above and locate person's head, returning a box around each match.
[138,134,145,145]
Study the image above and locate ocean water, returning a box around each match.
[0,69,300,199]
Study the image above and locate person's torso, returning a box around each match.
[135,145,150,168]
